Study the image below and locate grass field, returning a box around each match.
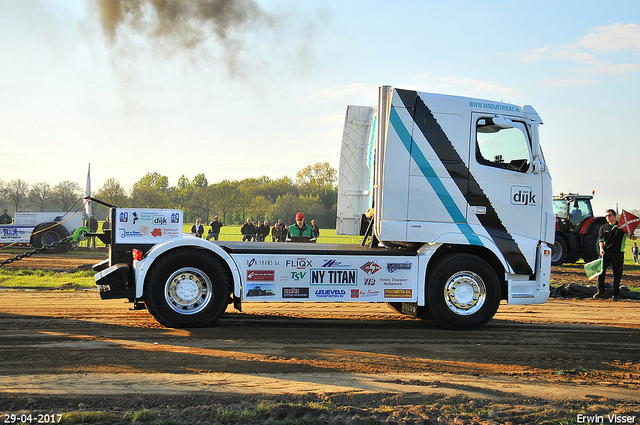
[0,268,96,289]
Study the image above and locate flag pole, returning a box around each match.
[85,163,91,216]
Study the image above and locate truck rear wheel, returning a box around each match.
[144,248,230,328]
[426,254,501,330]
[31,222,71,254]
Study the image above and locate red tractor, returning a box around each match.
[551,193,606,265]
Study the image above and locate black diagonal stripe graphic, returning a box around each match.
[396,89,533,275]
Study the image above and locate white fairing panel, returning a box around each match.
[336,106,376,235]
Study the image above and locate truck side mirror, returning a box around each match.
[530,123,540,161]
[492,115,514,129]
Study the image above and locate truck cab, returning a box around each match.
[338,87,553,296]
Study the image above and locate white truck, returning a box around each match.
[94,86,554,330]
[0,212,84,254]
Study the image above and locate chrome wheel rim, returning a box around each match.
[165,267,212,315]
[443,271,486,316]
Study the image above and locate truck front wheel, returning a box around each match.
[144,248,230,328]
[426,254,501,330]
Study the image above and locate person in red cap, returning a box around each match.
[286,212,316,243]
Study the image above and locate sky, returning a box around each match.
[1,0,639,215]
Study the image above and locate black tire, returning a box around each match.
[31,222,71,254]
[551,234,568,265]
[426,254,501,330]
[582,227,600,263]
[144,248,230,328]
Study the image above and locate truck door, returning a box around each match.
[467,113,543,275]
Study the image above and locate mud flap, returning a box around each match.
[233,294,242,312]
[401,302,418,317]
[95,263,130,300]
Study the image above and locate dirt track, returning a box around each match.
[1,253,639,424]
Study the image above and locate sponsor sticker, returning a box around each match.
[283,287,310,298]
[315,289,346,299]
[118,228,142,238]
[360,261,381,275]
[247,258,279,267]
[351,289,380,299]
[380,277,408,286]
[510,186,537,206]
[152,215,168,225]
[246,270,275,282]
[310,269,357,285]
[321,259,352,268]
[387,262,412,273]
[286,258,312,269]
[290,271,307,282]
[246,284,276,297]
[384,288,412,298]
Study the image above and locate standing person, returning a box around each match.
[86,214,99,248]
[0,209,12,224]
[286,212,317,243]
[241,218,255,242]
[271,221,282,242]
[310,219,320,240]
[191,219,205,238]
[207,216,223,241]
[102,215,111,248]
[633,243,639,264]
[260,221,270,242]
[275,219,285,242]
[594,209,638,300]
[256,220,265,241]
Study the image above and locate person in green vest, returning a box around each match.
[286,212,316,243]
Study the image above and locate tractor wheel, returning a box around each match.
[144,248,230,328]
[426,254,501,330]
[551,234,568,265]
[31,222,71,254]
[582,228,600,263]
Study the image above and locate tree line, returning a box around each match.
[0,162,339,228]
